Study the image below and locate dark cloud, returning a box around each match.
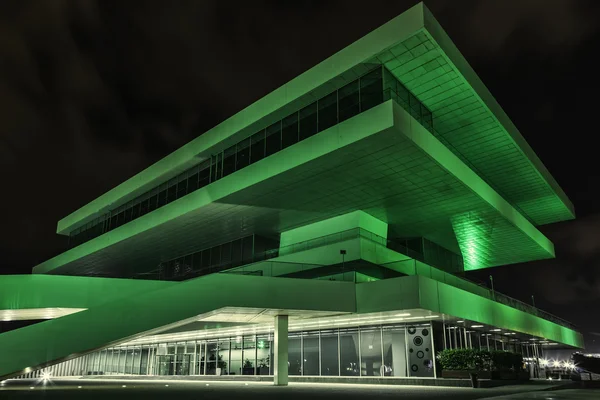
[433,0,599,55]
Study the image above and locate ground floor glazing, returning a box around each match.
[74,323,436,378]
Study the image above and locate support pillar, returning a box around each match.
[274,315,288,386]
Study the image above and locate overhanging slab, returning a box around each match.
[34,101,553,276]
[56,2,573,238]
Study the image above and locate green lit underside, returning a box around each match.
[35,101,553,275]
[56,2,572,238]
[0,274,583,380]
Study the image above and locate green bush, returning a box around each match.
[438,349,522,371]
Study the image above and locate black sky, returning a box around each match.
[0,1,599,350]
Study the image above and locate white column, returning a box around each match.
[274,315,288,386]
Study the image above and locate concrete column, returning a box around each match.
[274,315,288,386]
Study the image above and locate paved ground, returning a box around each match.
[1,379,598,400]
[482,389,599,399]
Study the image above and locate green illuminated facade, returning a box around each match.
[0,3,582,384]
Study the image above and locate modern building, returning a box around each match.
[0,3,583,385]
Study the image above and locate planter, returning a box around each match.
[257,367,270,375]
[442,370,491,379]
[242,367,255,375]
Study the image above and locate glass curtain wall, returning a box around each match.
[69,65,433,251]
[84,324,439,378]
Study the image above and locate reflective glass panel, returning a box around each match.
[339,328,359,376]
[303,331,320,375]
[320,329,339,376]
[360,327,382,376]
[288,332,302,375]
[383,327,407,377]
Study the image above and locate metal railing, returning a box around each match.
[235,227,577,331]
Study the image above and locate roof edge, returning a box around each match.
[421,3,575,222]
[56,3,427,236]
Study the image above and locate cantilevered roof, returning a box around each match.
[55,2,573,237]
[35,101,554,275]
[0,274,583,379]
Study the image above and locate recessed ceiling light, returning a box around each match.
[490,329,501,332]
[471,325,484,328]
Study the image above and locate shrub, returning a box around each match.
[438,349,522,371]
[490,351,524,371]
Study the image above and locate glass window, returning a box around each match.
[383,67,397,102]
[132,347,142,375]
[288,332,302,375]
[211,153,221,182]
[360,67,383,112]
[118,348,126,373]
[201,249,211,270]
[383,327,406,377]
[99,350,107,374]
[158,188,167,207]
[281,112,298,149]
[206,341,218,375]
[197,342,206,375]
[182,255,192,276]
[167,181,177,203]
[299,102,318,140]
[421,106,433,132]
[242,236,254,262]
[124,207,132,223]
[199,163,210,189]
[265,121,281,156]
[339,328,359,376]
[187,172,199,193]
[223,145,236,177]
[217,339,230,375]
[303,331,320,375]
[231,239,242,267]
[230,336,243,375]
[338,80,361,123]
[236,138,250,171]
[396,82,410,109]
[318,91,337,132]
[131,203,140,220]
[220,242,232,267]
[320,329,339,376]
[116,211,124,228]
[210,246,221,268]
[250,130,265,164]
[140,348,149,375]
[176,175,187,199]
[243,335,256,375]
[192,251,202,271]
[111,349,118,373]
[360,327,382,376]
[256,334,271,375]
[409,92,421,121]
[148,194,158,212]
[125,347,134,374]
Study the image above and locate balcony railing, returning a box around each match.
[225,227,577,331]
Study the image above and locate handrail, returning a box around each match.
[266,228,577,330]
[135,225,575,331]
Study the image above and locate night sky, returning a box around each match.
[1,1,599,350]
